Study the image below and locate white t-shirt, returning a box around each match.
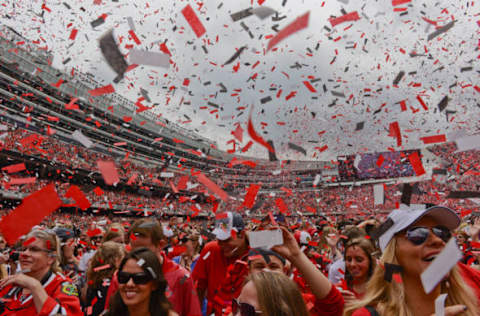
[328,258,345,285]
[78,250,96,272]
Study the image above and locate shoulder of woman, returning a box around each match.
[168,310,179,316]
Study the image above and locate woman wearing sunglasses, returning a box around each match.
[233,271,309,316]
[345,206,480,316]
[105,247,178,316]
[0,229,82,315]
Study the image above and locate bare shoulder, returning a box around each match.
[168,310,179,316]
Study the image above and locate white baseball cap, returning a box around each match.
[212,212,245,241]
[378,205,460,252]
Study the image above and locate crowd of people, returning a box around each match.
[0,204,478,315]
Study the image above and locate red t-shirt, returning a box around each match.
[192,241,249,315]
[161,252,202,316]
[308,285,345,316]
[351,307,374,316]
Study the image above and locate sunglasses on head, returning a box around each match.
[118,271,153,285]
[404,226,451,245]
[232,299,262,316]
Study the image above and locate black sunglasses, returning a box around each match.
[118,271,153,285]
[405,226,451,245]
[232,298,262,316]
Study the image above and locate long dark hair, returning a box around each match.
[105,248,170,316]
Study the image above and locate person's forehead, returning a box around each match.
[251,254,283,266]
[238,280,257,302]
[122,258,144,273]
[346,245,367,256]
[29,237,47,248]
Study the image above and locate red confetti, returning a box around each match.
[93,264,111,272]
[2,163,26,174]
[275,198,288,214]
[196,173,229,202]
[376,155,385,167]
[0,184,62,245]
[87,228,102,238]
[241,140,254,153]
[243,184,261,209]
[128,30,141,45]
[8,177,36,185]
[392,0,411,5]
[231,124,244,143]
[267,11,310,51]
[181,4,206,38]
[303,81,317,93]
[23,237,36,247]
[65,185,91,211]
[416,95,428,111]
[69,28,78,40]
[88,84,115,96]
[93,186,104,196]
[408,151,426,176]
[420,134,446,144]
[389,122,402,146]
[329,11,360,27]
[248,114,274,153]
[97,160,120,185]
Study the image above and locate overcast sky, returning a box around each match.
[1,0,479,161]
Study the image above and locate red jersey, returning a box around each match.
[161,252,202,316]
[192,241,249,315]
[306,285,344,316]
[0,271,82,316]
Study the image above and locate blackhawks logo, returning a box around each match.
[61,283,79,296]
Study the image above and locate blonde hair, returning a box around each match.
[248,271,309,316]
[27,229,62,273]
[87,241,125,288]
[344,238,479,316]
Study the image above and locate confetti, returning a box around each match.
[267,11,310,51]
[243,184,261,209]
[231,8,253,22]
[97,160,120,185]
[129,49,170,68]
[248,114,275,153]
[288,142,307,155]
[72,130,93,148]
[65,185,91,211]
[0,184,62,245]
[421,238,461,294]
[2,163,26,174]
[99,30,128,80]
[196,173,229,202]
[181,4,206,38]
[251,7,276,20]
[329,11,360,27]
[420,135,446,144]
[93,264,111,272]
[88,84,115,96]
[427,21,455,41]
[408,151,426,176]
[223,46,247,65]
